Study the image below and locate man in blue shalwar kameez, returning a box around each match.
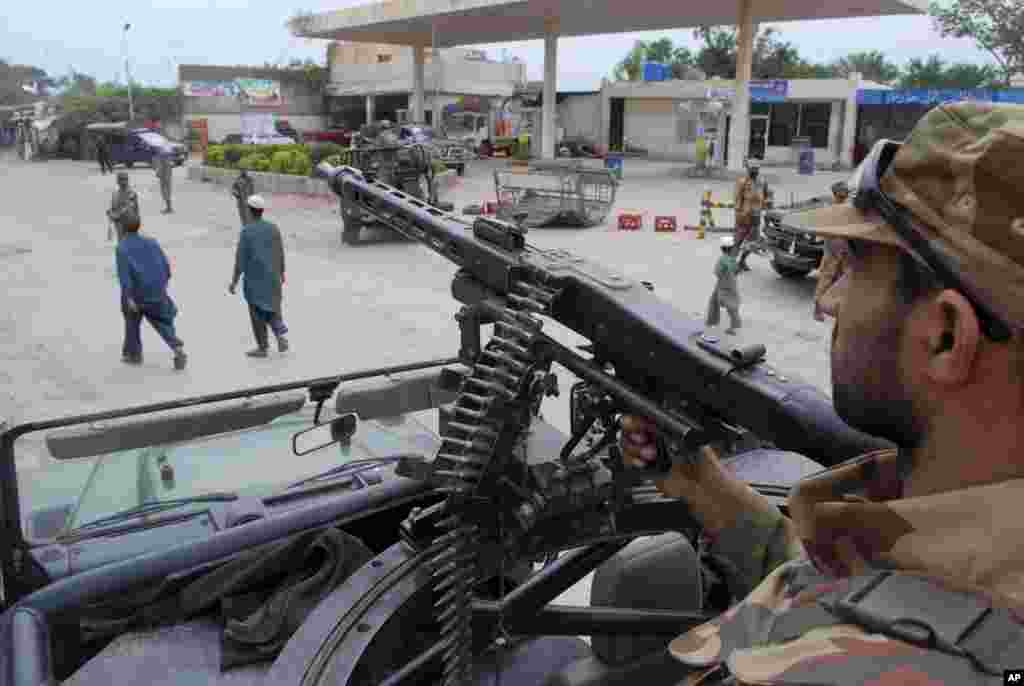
[116,215,187,370]
[229,195,290,358]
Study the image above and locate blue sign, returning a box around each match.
[857,88,1024,106]
[751,79,789,103]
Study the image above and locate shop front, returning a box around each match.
[854,88,1024,165]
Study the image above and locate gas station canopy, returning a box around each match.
[296,0,927,47]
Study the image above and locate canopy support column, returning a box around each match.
[728,0,754,172]
[542,17,559,160]
[412,45,426,123]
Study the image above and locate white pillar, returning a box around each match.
[828,100,842,168]
[542,18,559,160]
[366,95,375,124]
[841,94,858,169]
[412,45,426,123]
[728,0,754,172]
[600,87,611,151]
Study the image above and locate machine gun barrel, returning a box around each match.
[323,163,893,468]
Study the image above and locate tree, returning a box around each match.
[929,0,1024,85]
[612,38,696,80]
[751,27,812,78]
[692,26,737,79]
[831,50,902,84]
[0,60,56,105]
[899,54,1000,88]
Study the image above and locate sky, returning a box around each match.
[1,0,997,92]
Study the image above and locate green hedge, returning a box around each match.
[206,143,321,176]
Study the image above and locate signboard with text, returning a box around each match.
[857,88,1024,106]
[182,81,239,97]
[706,79,789,103]
[235,79,283,107]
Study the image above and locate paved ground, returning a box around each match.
[1,150,847,609]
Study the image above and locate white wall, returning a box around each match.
[328,59,525,98]
[184,114,325,143]
[559,95,601,141]
[623,98,696,160]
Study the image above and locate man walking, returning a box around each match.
[107,172,139,242]
[229,195,289,358]
[705,235,742,335]
[154,149,174,214]
[231,169,255,226]
[733,159,764,271]
[115,215,187,370]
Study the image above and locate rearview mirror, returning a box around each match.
[291,413,358,457]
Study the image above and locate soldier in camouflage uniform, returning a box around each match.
[813,181,853,321]
[231,170,255,226]
[615,102,1024,685]
[107,172,139,242]
[154,149,174,214]
[733,160,764,272]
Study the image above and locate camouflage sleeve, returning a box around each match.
[704,506,805,601]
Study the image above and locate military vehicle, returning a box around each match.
[0,167,891,686]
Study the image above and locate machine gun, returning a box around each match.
[316,162,892,686]
[327,128,455,245]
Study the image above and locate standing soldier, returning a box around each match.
[155,149,174,214]
[813,181,853,321]
[107,172,140,242]
[733,159,765,271]
[96,135,113,174]
[228,195,290,358]
[231,170,255,226]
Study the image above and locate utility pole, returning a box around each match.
[122,23,135,121]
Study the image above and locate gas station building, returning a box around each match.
[293,0,927,172]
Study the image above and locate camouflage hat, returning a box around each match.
[789,102,1024,331]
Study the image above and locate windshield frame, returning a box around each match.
[137,131,170,148]
[0,357,460,571]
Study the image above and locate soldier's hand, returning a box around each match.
[620,415,717,501]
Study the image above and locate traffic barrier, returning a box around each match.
[654,216,677,232]
[617,210,645,231]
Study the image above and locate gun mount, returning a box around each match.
[321,138,454,246]
[313,162,893,685]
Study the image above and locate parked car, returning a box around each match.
[86,123,187,168]
[398,123,471,176]
[303,128,354,146]
[274,120,299,141]
[761,199,831,278]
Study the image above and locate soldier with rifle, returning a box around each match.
[615,102,1024,685]
[107,171,139,242]
[231,169,255,226]
[154,149,174,214]
[733,159,764,272]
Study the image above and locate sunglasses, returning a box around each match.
[850,140,1013,342]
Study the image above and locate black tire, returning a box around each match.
[455,164,465,177]
[771,259,812,279]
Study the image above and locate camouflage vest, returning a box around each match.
[671,449,1024,685]
[671,559,1023,685]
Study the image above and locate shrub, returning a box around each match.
[289,152,312,177]
[308,142,345,166]
[269,150,293,174]
[238,153,267,171]
[224,145,246,166]
[253,158,272,172]
[206,146,226,167]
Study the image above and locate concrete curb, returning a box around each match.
[187,165,331,196]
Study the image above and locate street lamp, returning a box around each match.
[122,22,134,121]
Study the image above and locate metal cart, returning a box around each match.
[493,160,618,228]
